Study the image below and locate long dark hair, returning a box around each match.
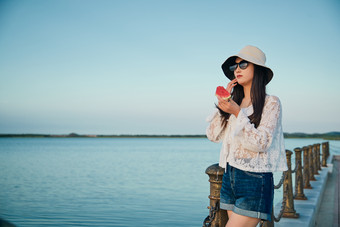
[217,64,268,128]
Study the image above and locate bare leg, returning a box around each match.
[225,210,234,227]
[225,211,260,227]
[227,210,234,220]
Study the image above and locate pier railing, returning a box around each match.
[202,141,330,227]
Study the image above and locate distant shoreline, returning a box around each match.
[0,132,339,140]
[0,134,206,138]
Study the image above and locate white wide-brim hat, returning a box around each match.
[221,45,273,84]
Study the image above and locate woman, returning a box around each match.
[206,45,288,227]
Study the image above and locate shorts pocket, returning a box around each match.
[244,171,263,178]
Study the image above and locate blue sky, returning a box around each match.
[0,0,339,135]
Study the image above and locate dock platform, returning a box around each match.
[315,155,339,227]
[275,155,339,227]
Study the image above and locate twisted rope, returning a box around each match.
[291,163,298,173]
[291,159,301,174]
[273,184,289,222]
[202,201,219,227]
[274,172,286,189]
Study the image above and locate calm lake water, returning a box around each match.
[1,137,339,226]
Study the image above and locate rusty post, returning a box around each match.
[326,142,330,160]
[312,144,319,175]
[294,148,307,200]
[204,164,227,227]
[303,146,312,189]
[308,145,316,181]
[322,142,327,167]
[282,150,300,218]
[316,144,321,171]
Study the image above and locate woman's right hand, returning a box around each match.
[226,78,238,94]
[217,96,241,117]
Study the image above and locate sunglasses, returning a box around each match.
[229,60,249,71]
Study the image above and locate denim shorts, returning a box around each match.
[220,163,274,221]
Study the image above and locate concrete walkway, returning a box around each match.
[315,155,339,227]
[273,155,339,227]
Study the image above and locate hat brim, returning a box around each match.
[221,55,273,85]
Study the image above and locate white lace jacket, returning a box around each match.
[206,95,288,172]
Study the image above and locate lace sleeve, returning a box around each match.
[233,96,281,152]
[206,109,226,143]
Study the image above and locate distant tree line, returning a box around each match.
[1,132,340,140]
[283,131,340,140]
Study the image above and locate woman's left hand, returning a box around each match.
[217,96,241,117]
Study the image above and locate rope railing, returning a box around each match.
[274,171,285,189]
[273,184,289,222]
[202,141,330,227]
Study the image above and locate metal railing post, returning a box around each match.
[294,148,307,200]
[282,150,299,218]
[303,146,312,189]
[312,144,319,175]
[203,164,227,227]
[326,142,330,160]
[322,142,327,167]
[308,145,316,181]
[316,144,321,171]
